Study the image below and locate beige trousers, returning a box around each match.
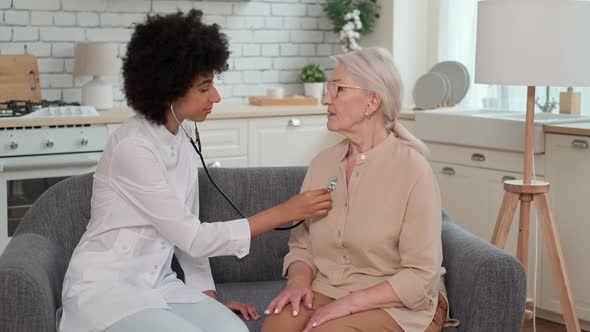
[261,291,447,332]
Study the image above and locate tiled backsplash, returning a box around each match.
[0,0,339,105]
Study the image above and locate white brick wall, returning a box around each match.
[31,12,54,25]
[54,12,77,26]
[1,0,340,104]
[13,27,38,41]
[0,0,11,9]
[0,27,12,41]
[13,0,60,11]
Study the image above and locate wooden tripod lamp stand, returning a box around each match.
[474,1,590,331]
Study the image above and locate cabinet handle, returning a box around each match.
[442,167,455,176]
[207,160,222,168]
[571,139,589,150]
[288,118,301,127]
[471,153,486,162]
[502,176,516,182]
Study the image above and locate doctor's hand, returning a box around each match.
[224,301,260,321]
[265,276,314,317]
[285,189,332,220]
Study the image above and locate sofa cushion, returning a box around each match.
[198,167,307,283]
[216,280,287,332]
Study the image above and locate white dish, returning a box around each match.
[430,61,470,106]
[412,72,449,110]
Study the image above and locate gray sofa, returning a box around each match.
[0,167,526,332]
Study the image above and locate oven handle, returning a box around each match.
[0,155,99,172]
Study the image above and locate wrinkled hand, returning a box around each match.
[265,277,314,317]
[224,301,260,321]
[302,297,353,332]
[286,189,332,220]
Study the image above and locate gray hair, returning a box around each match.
[332,47,429,156]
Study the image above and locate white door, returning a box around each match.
[248,115,342,167]
[542,134,590,321]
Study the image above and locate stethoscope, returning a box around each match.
[171,105,308,231]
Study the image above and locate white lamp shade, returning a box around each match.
[475,0,590,87]
[74,43,120,77]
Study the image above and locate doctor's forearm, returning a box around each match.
[247,203,297,237]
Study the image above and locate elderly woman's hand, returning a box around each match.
[265,276,314,317]
[302,296,354,332]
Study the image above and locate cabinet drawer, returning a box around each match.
[196,119,247,158]
[249,115,342,167]
[427,142,545,175]
[546,133,590,155]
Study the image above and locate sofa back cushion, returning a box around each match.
[14,167,307,284]
[198,167,306,283]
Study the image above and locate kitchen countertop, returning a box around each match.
[544,121,590,137]
[0,104,417,128]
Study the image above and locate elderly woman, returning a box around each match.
[57,9,331,332]
[261,47,453,332]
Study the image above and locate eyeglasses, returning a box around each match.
[324,81,368,99]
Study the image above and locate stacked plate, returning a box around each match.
[412,61,470,110]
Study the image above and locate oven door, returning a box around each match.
[0,152,101,252]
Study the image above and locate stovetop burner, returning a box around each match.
[0,100,81,118]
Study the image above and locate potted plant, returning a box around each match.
[300,64,326,103]
[323,0,380,52]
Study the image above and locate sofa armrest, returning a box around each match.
[0,233,68,332]
[442,221,526,332]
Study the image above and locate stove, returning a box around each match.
[0,99,107,252]
[0,100,81,118]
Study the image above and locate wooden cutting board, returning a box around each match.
[249,96,318,106]
[0,55,41,102]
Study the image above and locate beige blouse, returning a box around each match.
[283,133,449,332]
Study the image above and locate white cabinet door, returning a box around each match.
[431,161,543,299]
[431,162,484,234]
[542,134,590,321]
[248,115,342,167]
[197,119,248,159]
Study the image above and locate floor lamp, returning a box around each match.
[474,1,590,331]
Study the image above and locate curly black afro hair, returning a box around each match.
[122,9,230,125]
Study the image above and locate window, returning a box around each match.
[437,0,589,114]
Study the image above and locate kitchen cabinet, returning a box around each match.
[542,133,590,322]
[248,115,341,167]
[106,114,341,168]
[429,147,544,299]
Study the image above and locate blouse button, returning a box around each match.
[359,154,366,160]
[122,244,128,250]
[337,230,342,237]
[153,265,159,270]
[341,255,349,263]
